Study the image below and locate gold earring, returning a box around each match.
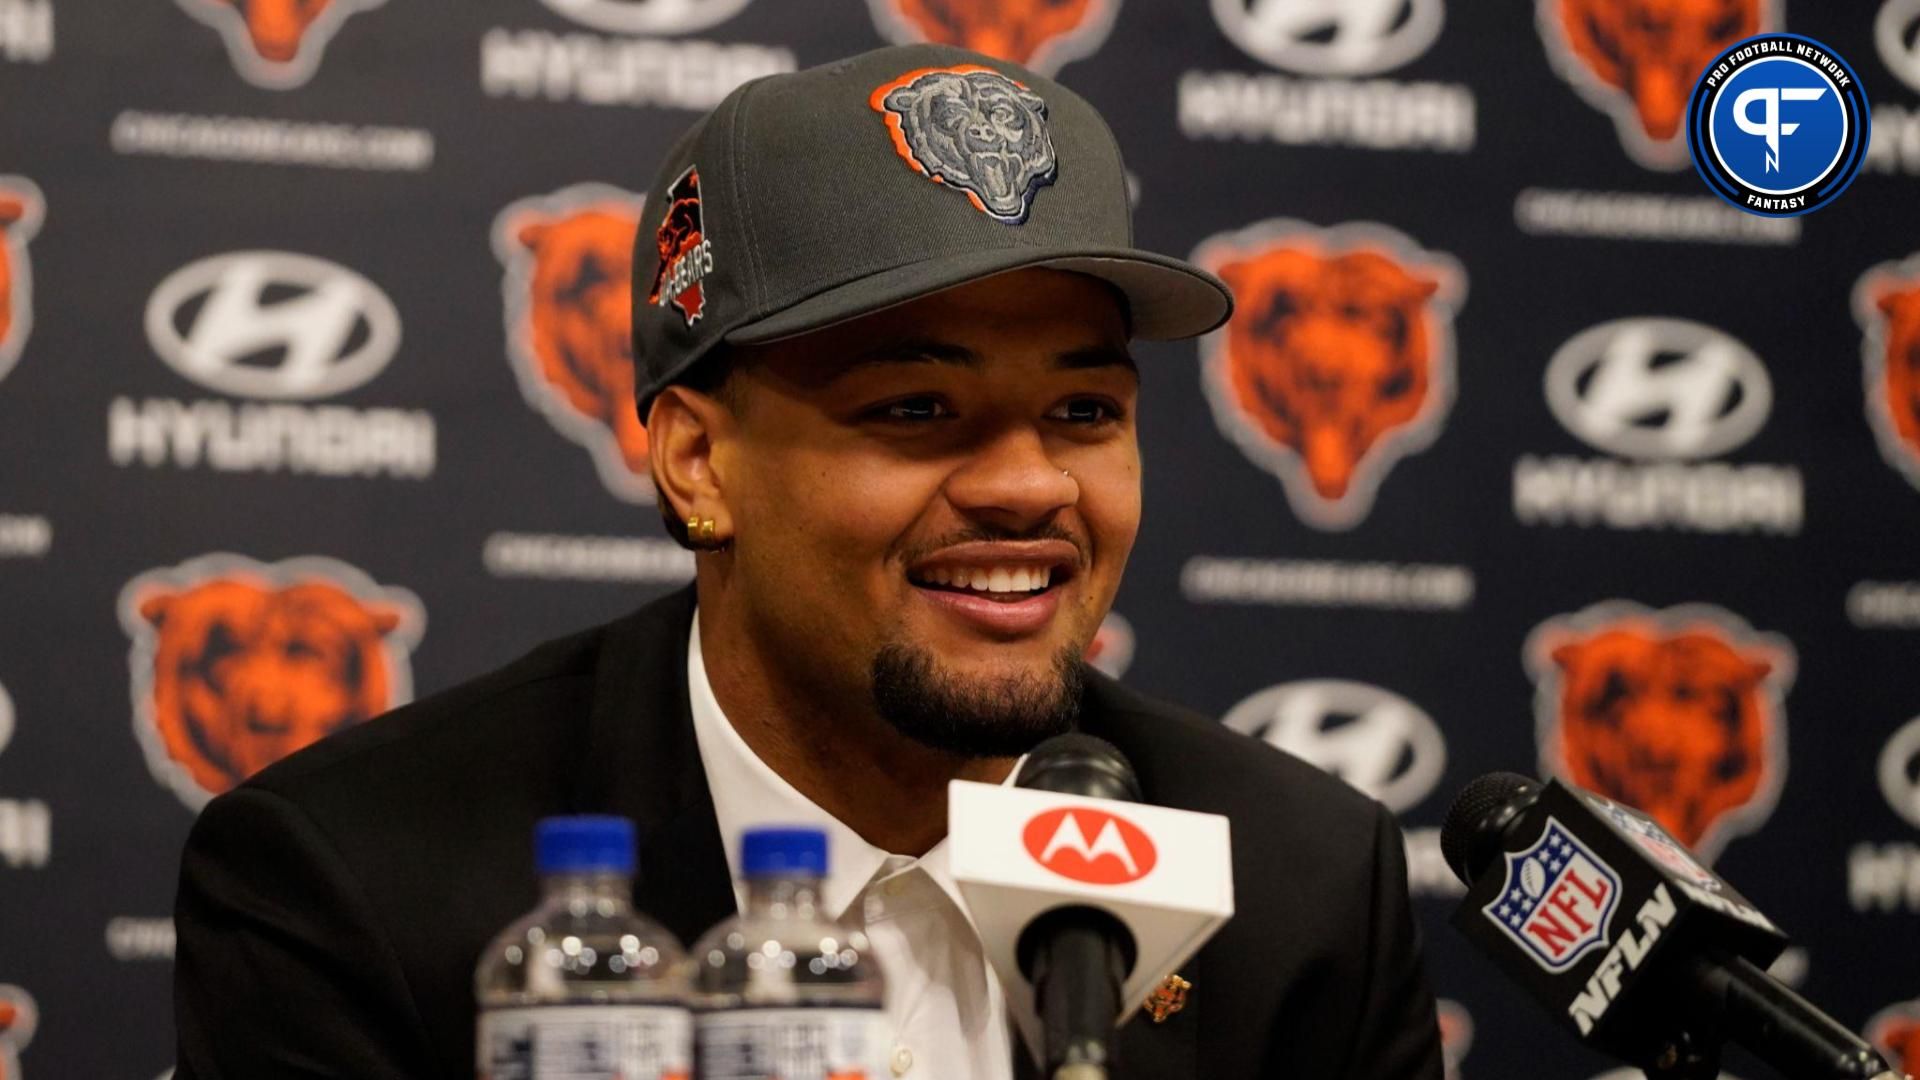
[686,514,722,550]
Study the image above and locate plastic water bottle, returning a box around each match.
[690,827,888,1080]
[476,815,693,1080]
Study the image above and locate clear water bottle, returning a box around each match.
[476,815,693,1080]
[691,827,888,1080]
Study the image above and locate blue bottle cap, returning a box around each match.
[535,815,636,876]
[740,826,828,878]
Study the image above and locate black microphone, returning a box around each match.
[1441,772,1900,1080]
[1012,733,1142,1080]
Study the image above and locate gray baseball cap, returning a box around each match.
[630,43,1234,417]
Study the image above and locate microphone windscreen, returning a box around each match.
[1440,771,1539,885]
[1015,733,1141,802]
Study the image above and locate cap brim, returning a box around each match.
[723,245,1233,346]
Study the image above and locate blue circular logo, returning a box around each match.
[1687,34,1870,217]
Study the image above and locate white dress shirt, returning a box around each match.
[686,611,1017,1080]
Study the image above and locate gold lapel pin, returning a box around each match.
[1143,973,1191,1023]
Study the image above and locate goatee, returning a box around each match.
[869,643,1083,758]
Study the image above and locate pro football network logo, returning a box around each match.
[1482,816,1622,972]
[645,167,714,328]
[871,65,1058,225]
[0,985,36,1080]
[494,184,654,504]
[0,176,42,386]
[1880,714,1920,829]
[535,0,751,35]
[1023,806,1157,885]
[1537,0,1773,170]
[1528,601,1794,862]
[119,554,424,810]
[1854,253,1920,491]
[1686,33,1871,216]
[174,0,387,89]
[145,250,402,400]
[1212,0,1444,76]
[1221,679,1445,813]
[866,0,1119,75]
[1191,219,1465,530]
[1868,998,1920,1078]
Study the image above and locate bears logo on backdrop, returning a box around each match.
[1435,998,1472,1080]
[495,184,656,504]
[174,0,388,89]
[1082,611,1135,679]
[1527,601,1794,862]
[0,176,42,386]
[866,0,1119,76]
[1854,252,1920,492]
[1191,219,1465,530]
[119,554,424,811]
[872,65,1059,225]
[0,984,36,1080]
[1536,0,1773,169]
[1867,998,1920,1078]
[646,168,713,328]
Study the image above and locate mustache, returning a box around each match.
[897,522,1088,568]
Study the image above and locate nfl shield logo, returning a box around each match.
[1482,816,1621,972]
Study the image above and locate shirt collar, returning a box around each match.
[686,609,1019,924]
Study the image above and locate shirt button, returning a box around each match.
[891,1045,914,1076]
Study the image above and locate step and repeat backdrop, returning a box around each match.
[3,0,1920,1077]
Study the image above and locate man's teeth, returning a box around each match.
[920,566,1053,593]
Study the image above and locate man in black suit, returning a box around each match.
[174,42,1444,1080]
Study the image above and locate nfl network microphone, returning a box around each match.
[1442,772,1901,1080]
[948,734,1234,1080]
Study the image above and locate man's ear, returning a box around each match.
[648,384,737,543]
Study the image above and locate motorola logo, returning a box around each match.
[1544,317,1772,461]
[1221,679,1446,813]
[1209,0,1443,76]
[145,251,402,401]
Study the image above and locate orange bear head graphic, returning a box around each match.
[495,185,654,504]
[872,0,1117,74]
[0,983,39,1079]
[1195,221,1463,529]
[1857,260,1920,491]
[177,0,385,88]
[0,177,44,378]
[1539,0,1769,168]
[1531,604,1792,862]
[122,557,422,808]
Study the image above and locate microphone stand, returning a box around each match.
[1633,954,1901,1080]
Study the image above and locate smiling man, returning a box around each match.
[174,43,1443,1080]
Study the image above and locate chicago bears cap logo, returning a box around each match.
[494,184,654,504]
[1867,998,1920,1078]
[1538,0,1773,169]
[1022,806,1157,884]
[1527,601,1793,862]
[871,64,1058,225]
[0,176,43,387]
[1191,219,1465,530]
[646,166,714,329]
[175,0,388,90]
[1855,253,1920,492]
[866,0,1119,76]
[119,554,424,810]
[1483,816,1622,972]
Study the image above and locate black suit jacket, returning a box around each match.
[173,587,1443,1079]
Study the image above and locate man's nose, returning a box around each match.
[943,424,1078,529]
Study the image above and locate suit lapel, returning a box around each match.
[576,586,736,948]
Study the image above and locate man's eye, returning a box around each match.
[870,397,951,422]
[1050,398,1121,424]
